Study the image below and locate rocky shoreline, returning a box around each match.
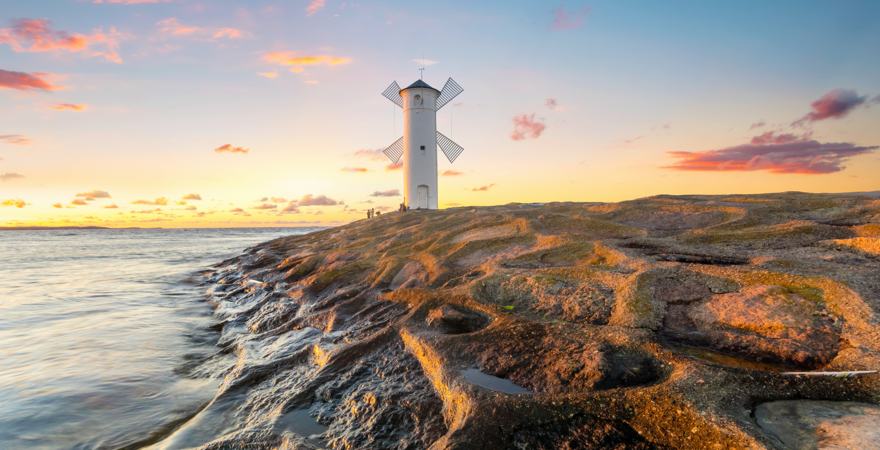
[168,192,880,449]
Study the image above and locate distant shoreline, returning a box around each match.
[0,226,328,231]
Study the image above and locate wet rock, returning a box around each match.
[755,400,880,449]
[663,285,841,368]
[178,192,880,449]
[426,305,488,334]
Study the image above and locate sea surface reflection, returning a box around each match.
[0,228,314,449]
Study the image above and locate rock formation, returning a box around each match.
[159,192,880,449]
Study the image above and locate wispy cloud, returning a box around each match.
[749,120,766,130]
[750,130,809,145]
[0,18,124,63]
[354,148,385,161]
[370,189,399,197]
[253,203,277,210]
[441,170,463,176]
[258,71,278,79]
[511,114,546,140]
[52,202,63,208]
[386,161,402,171]
[181,193,201,200]
[306,0,326,16]
[157,18,244,41]
[413,58,438,67]
[0,134,32,145]
[263,51,351,73]
[1,198,25,208]
[214,144,249,154]
[793,89,869,126]
[666,140,877,174]
[104,203,119,208]
[132,196,168,205]
[76,190,111,200]
[471,184,495,192]
[0,172,24,181]
[341,167,368,173]
[71,198,88,206]
[545,98,559,111]
[0,69,59,91]
[551,5,590,31]
[50,103,88,111]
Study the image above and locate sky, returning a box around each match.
[1,0,879,228]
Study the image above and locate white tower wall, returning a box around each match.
[401,87,439,209]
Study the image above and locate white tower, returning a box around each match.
[381,78,463,209]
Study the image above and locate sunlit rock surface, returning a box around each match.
[158,192,880,449]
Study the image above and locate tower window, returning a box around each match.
[420,145,425,150]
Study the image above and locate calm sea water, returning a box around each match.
[0,228,317,449]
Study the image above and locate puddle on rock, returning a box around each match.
[461,368,530,394]
[275,408,329,443]
[668,343,793,372]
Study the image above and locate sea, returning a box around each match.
[0,227,318,449]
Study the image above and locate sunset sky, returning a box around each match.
[1,0,879,227]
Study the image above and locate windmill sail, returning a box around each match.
[435,78,463,110]
[436,131,464,163]
[382,81,403,107]
[382,136,404,163]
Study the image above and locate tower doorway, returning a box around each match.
[416,185,429,209]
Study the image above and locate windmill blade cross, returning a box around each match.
[382,136,404,163]
[382,81,403,107]
[436,131,464,163]
[435,78,463,110]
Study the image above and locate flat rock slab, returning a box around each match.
[755,400,880,449]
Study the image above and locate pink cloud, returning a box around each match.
[0,19,124,63]
[0,134,32,145]
[280,203,300,214]
[552,5,590,31]
[262,51,351,72]
[749,131,809,145]
[341,167,368,173]
[442,170,463,176]
[665,140,877,174]
[51,103,88,111]
[545,98,559,110]
[0,69,59,91]
[212,28,242,39]
[511,114,546,141]
[306,0,326,16]
[386,161,402,171]
[214,144,249,154]
[297,194,339,206]
[253,203,277,210]
[157,18,242,40]
[793,89,868,126]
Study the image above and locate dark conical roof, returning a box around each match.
[401,79,439,92]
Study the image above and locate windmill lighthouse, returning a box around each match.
[381,77,464,210]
